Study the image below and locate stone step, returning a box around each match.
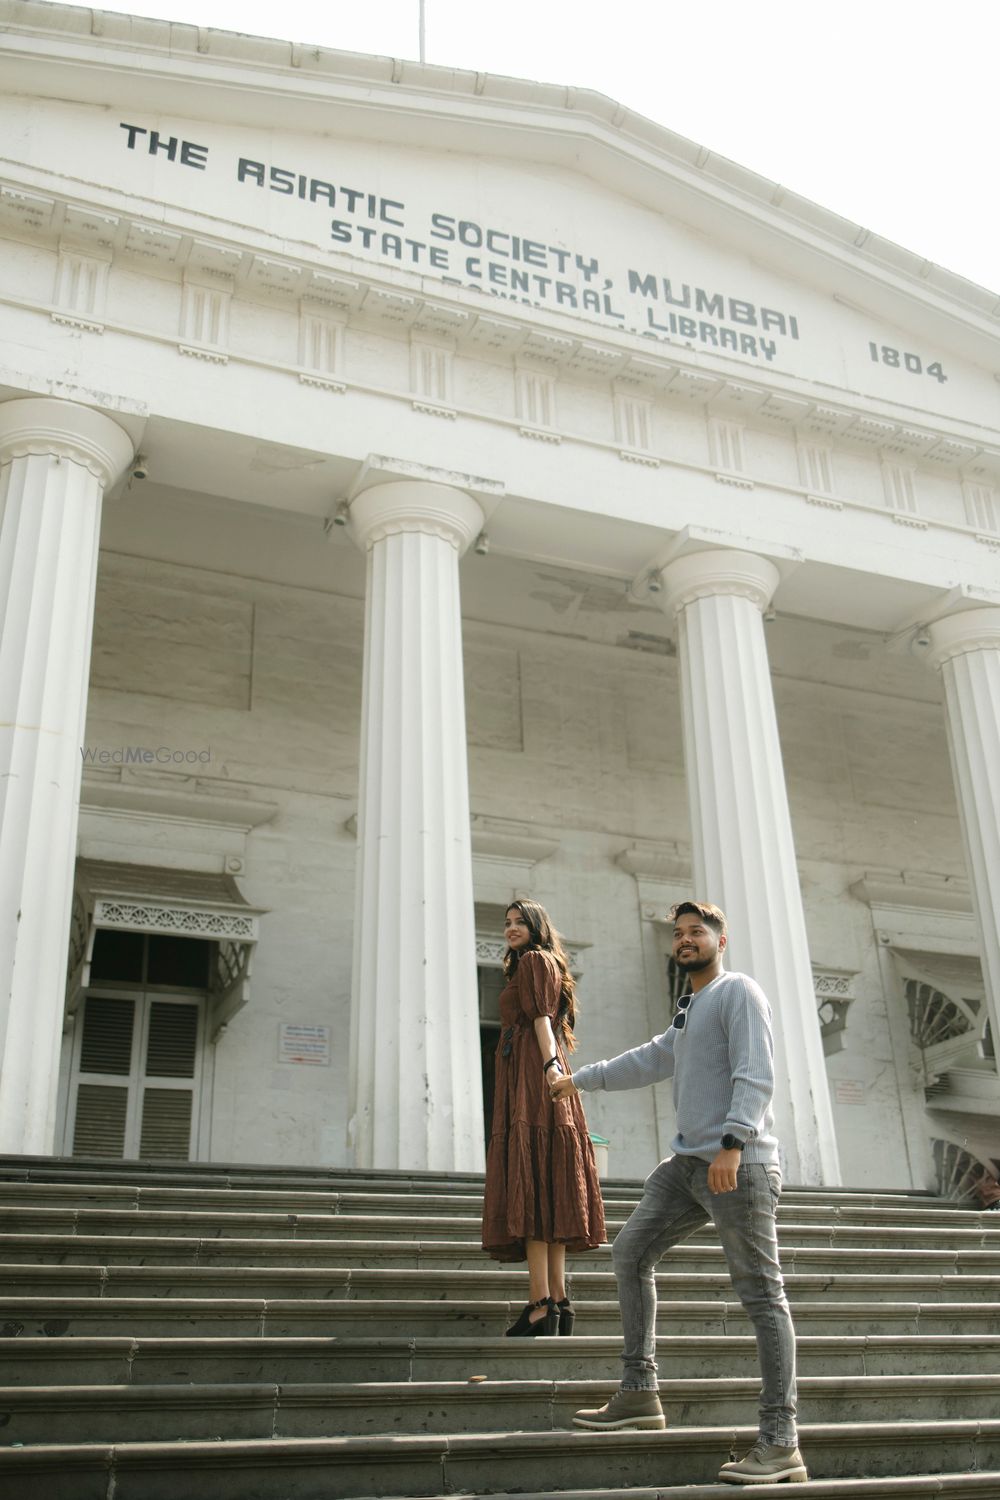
[0,1158,993,1499]
[0,1155,947,1199]
[3,1371,1000,1446]
[1,1295,995,1341]
[3,1204,996,1248]
[333,1481,1000,1499]
[4,1260,1000,1304]
[0,1421,998,1497]
[8,1231,1000,1278]
[3,1332,998,1387]
[0,1179,979,1227]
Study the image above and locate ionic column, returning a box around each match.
[924,609,1000,1061]
[0,397,134,1153]
[347,479,485,1172]
[659,548,840,1185]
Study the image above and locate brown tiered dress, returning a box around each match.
[481,948,606,1262]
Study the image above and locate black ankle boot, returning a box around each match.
[505,1296,557,1337]
[556,1298,575,1336]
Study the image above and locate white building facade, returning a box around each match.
[1,1,999,1192]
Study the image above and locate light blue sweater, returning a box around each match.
[572,970,779,1165]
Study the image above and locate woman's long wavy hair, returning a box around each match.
[503,899,578,1051]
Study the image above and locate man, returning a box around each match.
[549,899,806,1486]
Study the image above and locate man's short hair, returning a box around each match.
[668,900,728,941]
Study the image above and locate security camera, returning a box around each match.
[332,500,350,527]
[646,570,662,594]
[914,630,931,649]
[474,531,490,556]
[130,455,149,481]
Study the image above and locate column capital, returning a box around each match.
[0,397,134,487]
[348,479,485,555]
[923,608,1000,670]
[658,547,780,619]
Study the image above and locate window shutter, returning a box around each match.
[139,1089,194,1159]
[139,1003,199,1158]
[79,997,136,1074]
[146,1002,198,1077]
[72,1084,129,1157]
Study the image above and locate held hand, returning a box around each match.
[707,1148,742,1194]
[548,1072,578,1101]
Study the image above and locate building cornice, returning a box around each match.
[2,176,998,476]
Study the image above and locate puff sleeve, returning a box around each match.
[517,949,562,1020]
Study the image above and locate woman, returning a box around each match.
[482,899,606,1335]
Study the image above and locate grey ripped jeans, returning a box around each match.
[611,1153,797,1446]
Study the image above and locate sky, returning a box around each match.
[76,0,999,294]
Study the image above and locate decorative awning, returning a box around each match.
[68,859,266,1039]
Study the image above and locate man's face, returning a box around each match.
[672,911,725,972]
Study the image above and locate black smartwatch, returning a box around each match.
[721,1133,744,1151]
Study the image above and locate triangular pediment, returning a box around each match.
[1,1,998,450]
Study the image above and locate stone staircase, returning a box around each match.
[0,1157,999,1497]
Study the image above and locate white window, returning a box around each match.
[64,931,209,1160]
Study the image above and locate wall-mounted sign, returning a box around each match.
[278,1024,331,1066]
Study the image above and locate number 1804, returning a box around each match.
[868,343,947,383]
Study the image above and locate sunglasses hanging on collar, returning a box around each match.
[672,994,693,1030]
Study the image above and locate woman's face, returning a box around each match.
[504,907,532,951]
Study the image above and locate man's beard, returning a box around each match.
[675,951,715,973]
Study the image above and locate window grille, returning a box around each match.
[932,1138,998,1204]
[905,979,974,1048]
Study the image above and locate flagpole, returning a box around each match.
[418,0,426,63]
